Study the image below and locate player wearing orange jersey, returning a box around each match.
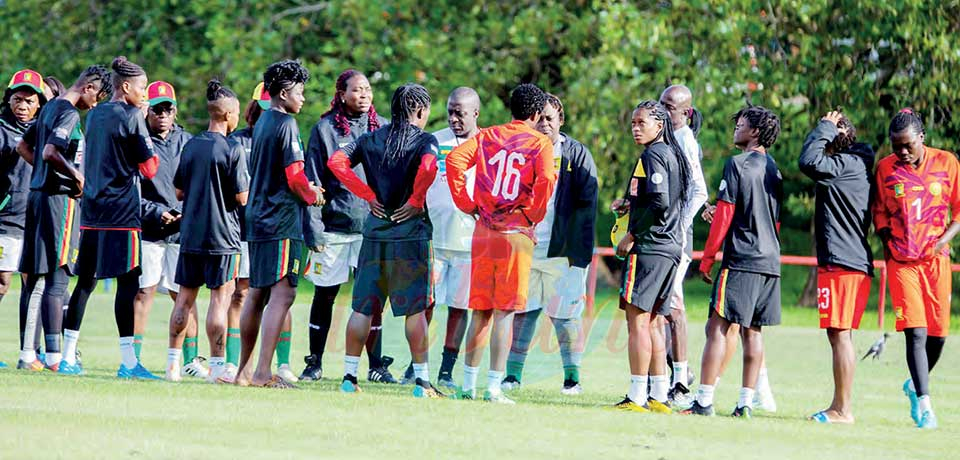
[873,109,960,429]
[446,83,556,404]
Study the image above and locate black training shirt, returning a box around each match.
[245,109,305,242]
[26,99,84,195]
[626,141,684,263]
[142,125,191,242]
[717,150,783,276]
[0,112,33,235]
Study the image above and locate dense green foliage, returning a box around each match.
[3,1,959,253]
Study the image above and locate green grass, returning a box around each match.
[1,281,959,460]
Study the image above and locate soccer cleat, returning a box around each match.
[455,388,476,400]
[903,379,920,425]
[400,360,416,385]
[277,364,299,383]
[0,361,7,369]
[368,356,398,384]
[668,383,694,409]
[483,390,516,405]
[613,396,649,412]
[680,401,715,416]
[181,357,209,379]
[299,354,323,381]
[57,361,83,376]
[753,385,777,412]
[16,359,45,372]
[118,362,162,380]
[437,374,458,391]
[501,375,522,391]
[561,379,583,396]
[44,361,60,373]
[731,405,753,419]
[647,398,673,414]
[341,375,362,393]
[413,378,446,398]
[917,410,938,429]
[166,363,182,382]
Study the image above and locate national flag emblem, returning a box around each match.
[147,81,177,107]
[894,183,905,198]
[252,82,270,110]
[7,69,45,95]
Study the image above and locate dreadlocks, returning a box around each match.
[889,108,924,137]
[110,56,145,91]
[732,105,781,148]
[321,69,380,137]
[689,107,703,138]
[635,100,692,205]
[545,93,565,124]
[384,83,430,167]
[75,65,111,99]
[510,83,547,120]
[263,60,309,97]
[828,114,857,152]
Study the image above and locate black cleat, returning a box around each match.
[299,354,323,381]
[680,400,715,416]
[501,375,522,391]
[368,355,398,384]
[731,405,752,419]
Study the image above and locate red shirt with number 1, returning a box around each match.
[445,120,556,237]
[873,146,960,262]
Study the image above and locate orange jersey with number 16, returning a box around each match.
[873,147,960,262]
[445,120,556,236]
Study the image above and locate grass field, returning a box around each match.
[1,275,959,460]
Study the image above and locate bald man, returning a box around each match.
[657,85,708,405]
[417,87,481,388]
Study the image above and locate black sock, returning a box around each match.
[905,328,931,396]
[439,347,458,377]
[308,284,339,359]
[64,275,97,331]
[114,272,139,337]
[40,269,69,348]
[926,336,946,373]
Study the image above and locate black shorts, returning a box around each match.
[709,268,781,327]
[20,192,80,275]
[248,239,304,289]
[74,229,142,279]
[620,253,678,315]
[175,252,241,289]
[352,239,432,317]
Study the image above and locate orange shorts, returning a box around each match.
[817,267,871,330]
[887,255,951,337]
[469,223,534,311]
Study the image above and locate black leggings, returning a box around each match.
[905,328,947,397]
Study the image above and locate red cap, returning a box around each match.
[252,82,270,110]
[147,81,177,107]
[7,69,45,95]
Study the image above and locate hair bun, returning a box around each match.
[111,56,128,71]
[207,79,222,101]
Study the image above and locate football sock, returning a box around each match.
[505,360,524,382]
[19,348,36,363]
[344,354,360,378]
[487,370,504,394]
[119,336,138,369]
[672,361,688,387]
[44,333,61,354]
[226,328,241,366]
[183,337,199,366]
[738,387,755,408]
[62,329,80,365]
[629,375,648,403]
[366,307,383,369]
[439,347,458,377]
[563,366,580,383]
[209,356,225,374]
[757,366,771,393]
[64,275,96,332]
[551,317,583,376]
[167,348,181,368]
[308,284,338,358]
[696,384,715,407]
[45,352,61,367]
[276,331,292,366]
[413,362,429,383]
[918,395,933,413]
[462,365,479,392]
[651,375,669,402]
[507,310,541,374]
[905,328,931,396]
[133,334,144,360]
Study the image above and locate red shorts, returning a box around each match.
[887,255,951,337]
[817,267,871,330]
[469,223,534,311]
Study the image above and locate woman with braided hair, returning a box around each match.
[873,108,960,429]
[300,69,390,382]
[328,83,442,397]
[612,100,691,413]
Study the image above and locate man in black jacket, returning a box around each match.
[501,94,598,396]
[799,110,874,424]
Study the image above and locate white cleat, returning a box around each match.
[484,390,516,405]
[166,363,182,382]
[754,386,778,412]
[277,364,299,384]
[560,383,583,396]
[181,357,210,379]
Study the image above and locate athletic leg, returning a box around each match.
[226,278,247,366]
[739,325,764,409]
[235,286,268,386]
[250,278,297,385]
[62,274,96,366]
[133,285,157,359]
[824,328,856,422]
[167,286,199,380]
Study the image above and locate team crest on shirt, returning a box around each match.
[894,305,905,320]
[650,172,664,185]
[293,138,303,155]
[553,156,562,172]
[314,262,322,275]
[929,182,943,196]
[893,183,905,198]
[71,248,79,263]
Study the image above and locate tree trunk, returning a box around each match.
[796,218,819,308]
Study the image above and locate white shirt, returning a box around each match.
[674,125,708,238]
[533,136,564,258]
[426,128,476,252]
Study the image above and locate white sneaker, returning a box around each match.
[181,357,209,379]
[165,362,182,382]
[277,364,299,383]
[484,390,516,405]
[561,383,583,396]
[206,365,225,384]
[754,386,778,412]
